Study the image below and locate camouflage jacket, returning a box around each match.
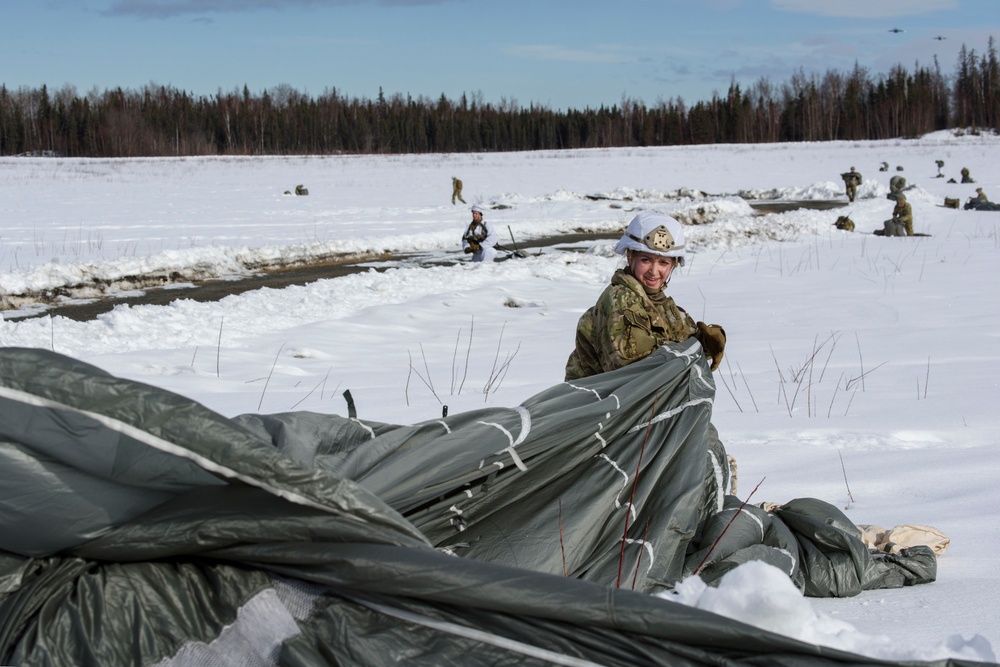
[892,201,914,236]
[565,269,698,381]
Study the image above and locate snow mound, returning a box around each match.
[669,197,754,225]
[738,182,844,200]
[662,561,996,663]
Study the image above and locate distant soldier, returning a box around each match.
[887,175,907,200]
[462,204,498,262]
[934,159,945,178]
[879,161,889,172]
[841,166,862,202]
[961,167,975,183]
[294,184,309,196]
[964,188,989,210]
[451,176,467,205]
[875,194,913,237]
[833,216,855,232]
[964,190,1000,210]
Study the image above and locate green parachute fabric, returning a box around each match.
[0,346,955,667]
[964,200,1000,211]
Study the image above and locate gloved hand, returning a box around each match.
[466,242,481,253]
[695,322,726,371]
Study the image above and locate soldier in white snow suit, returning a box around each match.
[462,205,498,262]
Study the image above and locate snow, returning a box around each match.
[2,130,999,663]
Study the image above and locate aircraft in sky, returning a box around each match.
[934,35,947,40]
[888,28,905,33]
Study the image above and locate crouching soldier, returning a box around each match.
[833,216,855,232]
[964,188,990,210]
[462,205,498,262]
[887,175,906,201]
[874,194,913,236]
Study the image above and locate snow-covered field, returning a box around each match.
[2,131,998,663]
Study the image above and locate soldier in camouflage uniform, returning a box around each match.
[833,216,855,232]
[841,167,862,202]
[964,188,993,210]
[887,175,906,201]
[875,194,914,237]
[961,167,975,184]
[565,212,726,381]
[452,177,467,205]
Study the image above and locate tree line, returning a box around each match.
[2,38,997,158]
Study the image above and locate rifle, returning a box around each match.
[506,226,527,258]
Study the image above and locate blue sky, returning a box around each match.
[3,0,997,110]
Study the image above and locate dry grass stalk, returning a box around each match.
[458,315,474,395]
[257,343,285,411]
[291,367,332,409]
[839,450,855,507]
[717,371,743,413]
[737,361,759,413]
[631,518,651,590]
[407,348,442,405]
[693,477,765,575]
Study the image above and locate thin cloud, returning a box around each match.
[505,44,634,65]
[770,0,958,19]
[103,0,448,18]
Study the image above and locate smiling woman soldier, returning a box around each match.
[565,211,726,381]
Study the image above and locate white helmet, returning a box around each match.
[613,211,686,266]
[471,204,484,214]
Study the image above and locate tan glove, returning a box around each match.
[695,322,726,371]
[465,242,481,253]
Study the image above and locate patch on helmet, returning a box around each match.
[644,225,676,252]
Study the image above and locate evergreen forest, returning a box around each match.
[2,38,998,158]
